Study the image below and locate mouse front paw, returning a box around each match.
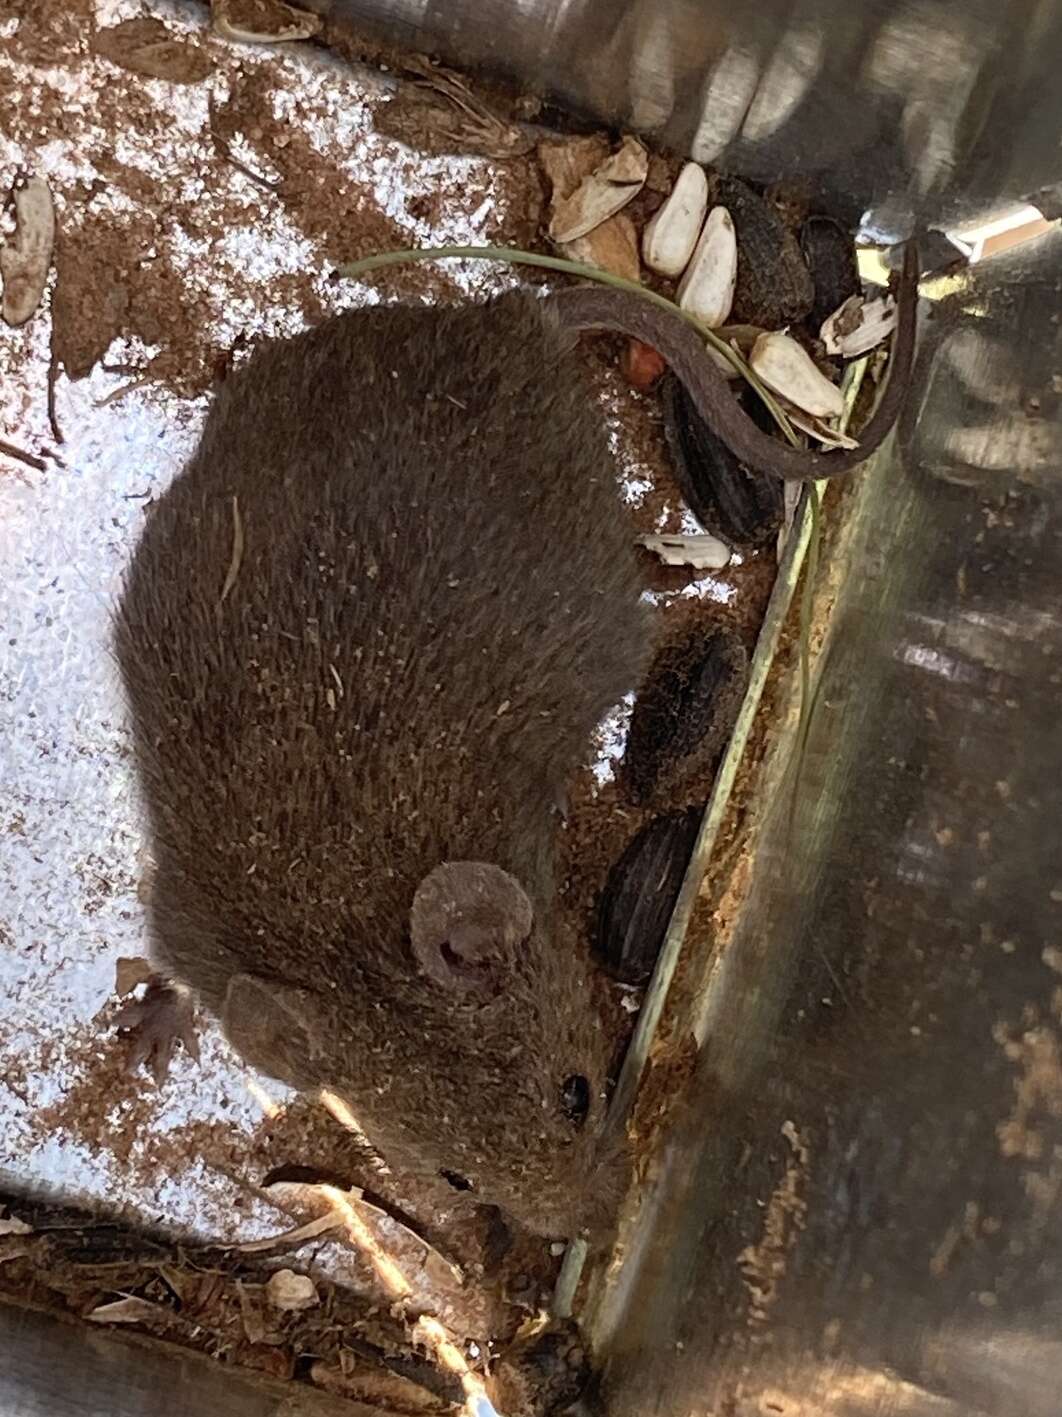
[115,980,199,1084]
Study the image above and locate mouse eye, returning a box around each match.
[440,1168,474,1192]
[560,1074,591,1128]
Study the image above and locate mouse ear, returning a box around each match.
[411,861,533,993]
[222,973,321,1090]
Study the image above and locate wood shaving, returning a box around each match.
[1,176,55,327]
[233,1209,347,1254]
[212,0,323,45]
[88,1295,169,1325]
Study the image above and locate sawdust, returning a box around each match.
[736,1119,809,1326]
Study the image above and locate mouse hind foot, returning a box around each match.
[115,979,199,1084]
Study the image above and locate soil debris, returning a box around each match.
[265,1267,318,1310]
[375,55,535,160]
[90,17,217,85]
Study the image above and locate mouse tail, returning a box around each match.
[545,241,919,482]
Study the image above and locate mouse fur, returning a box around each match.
[114,291,650,1238]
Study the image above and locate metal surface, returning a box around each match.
[589,228,1062,1415]
[328,0,1062,232]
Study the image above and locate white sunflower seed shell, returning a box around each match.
[677,205,737,328]
[821,293,897,357]
[749,330,844,419]
[638,533,731,570]
[642,162,709,277]
[1,176,55,328]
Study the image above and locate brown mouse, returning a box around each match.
[114,292,650,1240]
[114,245,917,1238]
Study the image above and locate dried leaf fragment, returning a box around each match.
[115,956,154,997]
[1,177,55,327]
[266,1268,319,1311]
[88,1296,168,1326]
[237,1282,274,1345]
[375,56,534,160]
[91,18,216,84]
[563,212,641,281]
[212,0,322,44]
[548,136,648,243]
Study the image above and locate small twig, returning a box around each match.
[46,350,63,444]
[0,438,46,472]
[219,147,281,195]
[232,1210,346,1255]
[208,94,280,195]
[96,375,153,408]
[260,1167,464,1282]
[218,494,244,610]
[404,54,517,145]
